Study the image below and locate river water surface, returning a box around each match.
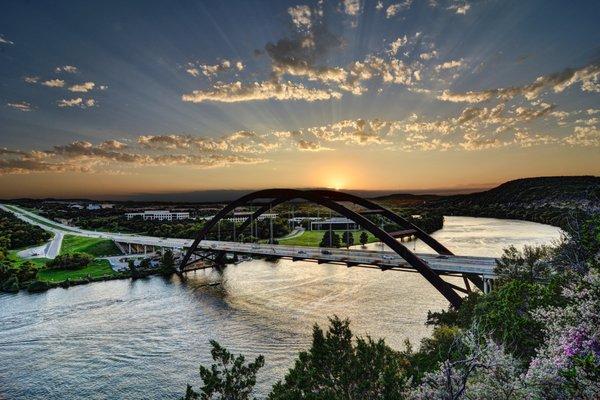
[0,216,563,399]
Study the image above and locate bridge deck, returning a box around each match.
[195,240,497,277]
[1,204,497,278]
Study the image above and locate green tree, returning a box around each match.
[1,275,19,293]
[17,260,37,282]
[127,259,140,279]
[319,231,341,248]
[161,249,176,275]
[183,340,265,400]
[359,231,369,247]
[475,279,563,361]
[342,231,354,248]
[494,245,553,283]
[269,316,409,399]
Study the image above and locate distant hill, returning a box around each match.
[436,176,600,212]
[370,193,442,206]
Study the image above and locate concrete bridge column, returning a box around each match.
[128,243,132,254]
[483,277,493,294]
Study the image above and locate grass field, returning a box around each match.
[6,250,48,268]
[36,259,117,282]
[278,230,379,247]
[60,235,121,257]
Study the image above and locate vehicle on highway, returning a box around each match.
[321,250,332,255]
[382,254,394,260]
[298,250,307,255]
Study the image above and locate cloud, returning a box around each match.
[186,68,200,77]
[0,132,271,175]
[288,5,312,30]
[24,76,39,84]
[6,102,33,112]
[69,82,95,92]
[187,59,244,78]
[448,2,471,14]
[272,63,348,84]
[55,65,78,74]
[182,80,342,103]
[99,140,128,150]
[341,0,361,16]
[57,98,96,108]
[385,0,412,18]
[437,89,494,103]
[42,79,65,88]
[297,139,332,151]
[0,35,14,45]
[563,126,600,146]
[435,59,464,71]
[139,131,279,154]
[437,62,600,103]
[512,131,558,147]
[419,50,438,60]
[265,25,343,75]
[388,36,408,56]
[460,132,505,150]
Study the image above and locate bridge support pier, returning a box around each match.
[483,277,493,294]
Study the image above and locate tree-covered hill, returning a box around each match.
[437,176,600,212]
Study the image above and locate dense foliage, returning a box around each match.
[319,230,341,248]
[46,253,93,270]
[0,209,50,249]
[0,212,47,292]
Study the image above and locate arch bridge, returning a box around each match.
[180,189,496,308]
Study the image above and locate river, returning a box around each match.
[0,216,563,399]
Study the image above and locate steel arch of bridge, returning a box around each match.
[180,189,469,307]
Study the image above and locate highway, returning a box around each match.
[193,240,497,276]
[2,204,497,277]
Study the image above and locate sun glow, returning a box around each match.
[329,177,346,191]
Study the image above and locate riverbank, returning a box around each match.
[1,234,127,293]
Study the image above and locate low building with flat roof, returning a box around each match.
[310,217,358,231]
[125,210,190,221]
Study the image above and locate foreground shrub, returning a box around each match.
[525,269,600,399]
[407,328,528,400]
[269,316,409,400]
[183,340,264,400]
[474,279,562,361]
[46,253,92,270]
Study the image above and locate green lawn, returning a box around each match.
[278,230,379,247]
[36,259,117,282]
[6,250,48,268]
[60,235,121,257]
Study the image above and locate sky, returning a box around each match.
[0,0,599,199]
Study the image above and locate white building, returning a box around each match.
[200,212,278,223]
[310,217,358,231]
[125,210,190,221]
